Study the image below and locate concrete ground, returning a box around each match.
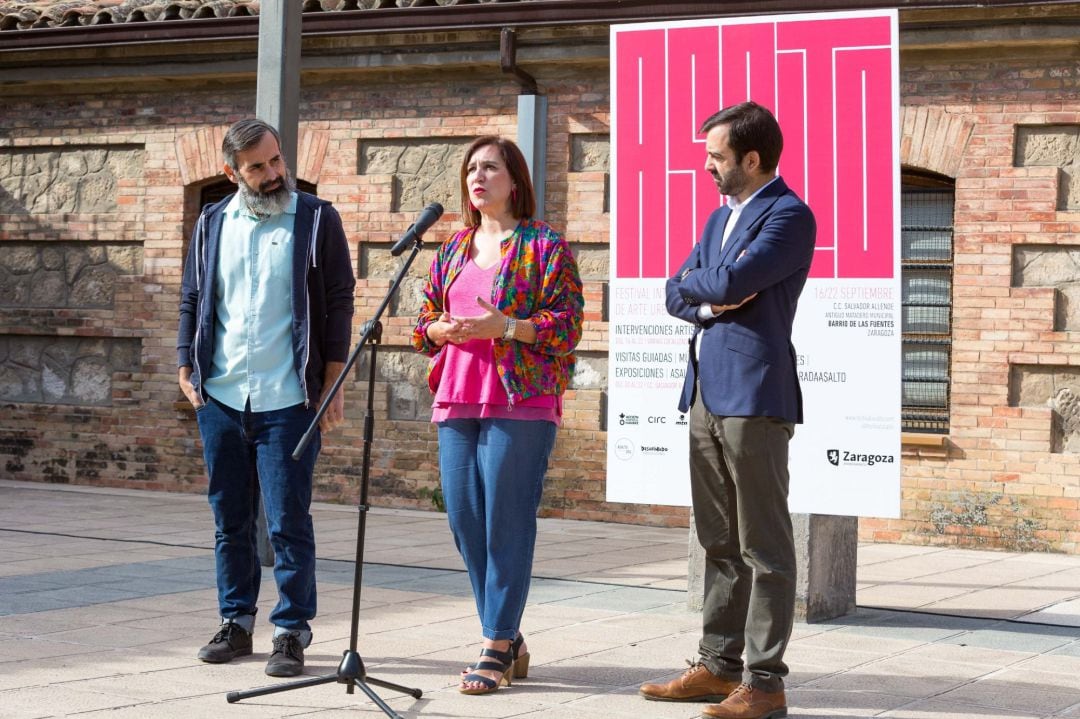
[2,478,1080,718]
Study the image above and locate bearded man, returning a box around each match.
[177,118,355,677]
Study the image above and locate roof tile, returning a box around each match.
[0,0,527,31]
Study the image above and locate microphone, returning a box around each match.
[390,202,444,256]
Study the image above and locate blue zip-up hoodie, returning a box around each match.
[177,191,356,407]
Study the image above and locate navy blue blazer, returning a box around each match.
[666,177,816,423]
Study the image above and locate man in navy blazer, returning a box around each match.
[639,102,815,719]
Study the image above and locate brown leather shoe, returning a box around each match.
[701,683,787,718]
[639,661,741,702]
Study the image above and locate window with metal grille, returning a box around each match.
[901,171,954,434]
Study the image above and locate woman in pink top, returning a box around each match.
[412,136,584,695]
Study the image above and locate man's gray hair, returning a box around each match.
[222,119,283,172]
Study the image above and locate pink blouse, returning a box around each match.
[431,258,561,425]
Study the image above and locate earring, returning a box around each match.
[511,186,517,203]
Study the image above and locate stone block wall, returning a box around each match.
[0,135,167,487]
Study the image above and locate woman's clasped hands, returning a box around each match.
[432,296,506,345]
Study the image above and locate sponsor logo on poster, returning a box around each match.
[827,449,896,467]
[614,438,635,460]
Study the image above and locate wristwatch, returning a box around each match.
[502,316,517,341]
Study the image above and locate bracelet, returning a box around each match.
[502,316,517,341]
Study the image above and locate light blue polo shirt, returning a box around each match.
[203,192,305,412]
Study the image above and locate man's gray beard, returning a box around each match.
[239,172,296,219]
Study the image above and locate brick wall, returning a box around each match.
[860,54,1080,552]
[5,27,1080,550]
[0,64,690,528]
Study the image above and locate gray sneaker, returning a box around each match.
[197,622,253,663]
[265,632,305,677]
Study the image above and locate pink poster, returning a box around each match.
[613,14,895,280]
[608,11,901,517]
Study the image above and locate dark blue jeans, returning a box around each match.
[437,417,557,641]
[196,397,320,633]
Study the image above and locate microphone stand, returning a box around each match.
[226,234,428,718]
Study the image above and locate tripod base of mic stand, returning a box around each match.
[226,649,422,718]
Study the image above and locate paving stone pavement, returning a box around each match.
[2,479,1080,718]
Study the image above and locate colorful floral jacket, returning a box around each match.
[411,218,584,405]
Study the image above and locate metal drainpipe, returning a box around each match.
[501,27,547,220]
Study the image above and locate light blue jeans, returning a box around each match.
[437,417,557,641]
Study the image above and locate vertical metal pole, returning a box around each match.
[517,94,548,219]
[253,0,302,567]
[256,0,301,178]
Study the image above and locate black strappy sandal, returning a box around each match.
[459,645,514,695]
[510,633,530,678]
[461,634,530,679]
